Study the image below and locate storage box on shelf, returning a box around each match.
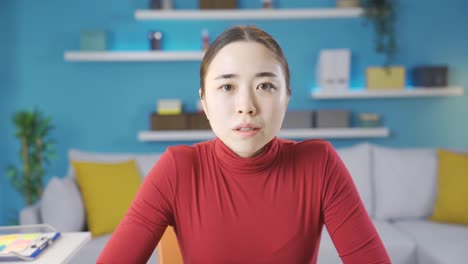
[281,111,314,129]
[412,65,448,87]
[150,113,210,131]
[366,66,406,90]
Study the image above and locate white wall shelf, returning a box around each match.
[135,8,363,20]
[311,86,464,99]
[64,51,204,62]
[138,127,389,142]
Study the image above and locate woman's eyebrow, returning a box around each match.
[214,72,277,80]
[255,72,277,78]
[215,73,238,80]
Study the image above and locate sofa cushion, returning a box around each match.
[373,146,437,220]
[430,149,468,225]
[68,234,159,264]
[336,143,373,216]
[318,221,416,264]
[72,160,142,237]
[68,149,162,179]
[69,234,113,264]
[41,177,85,232]
[393,220,468,264]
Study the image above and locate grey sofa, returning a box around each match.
[20,144,468,264]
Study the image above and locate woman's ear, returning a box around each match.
[199,88,209,120]
[283,90,291,112]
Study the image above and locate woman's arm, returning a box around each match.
[97,149,177,263]
[321,142,391,264]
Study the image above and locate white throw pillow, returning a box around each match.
[136,154,163,176]
[41,177,85,232]
[336,142,374,217]
[373,145,437,220]
[67,149,162,179]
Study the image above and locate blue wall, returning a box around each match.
[1,0,18,224]
[1,0,467,225]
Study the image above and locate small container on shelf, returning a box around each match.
[162,0,172,9]
[412,65,448,88]
[199,0,236,9]
[336,0,360,8]
[188,113,211,130]
[315,110,350,128]
[80,30,107,51]
[149,0,162,9]
[359,113,381,128]
[281,111,314,129]
[148,31,163,51]
[366,66,406,90]
[151,113,189,130]
[201,29,210,51]
[157,99,182,115]
[262,0,273,9]
[317,49,351,93]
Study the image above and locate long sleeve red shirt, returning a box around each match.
[98,137,390,263]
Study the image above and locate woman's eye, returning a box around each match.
[257,82,276,91]
[220,84,233,91]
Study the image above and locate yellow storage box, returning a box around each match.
[366,66,406,90]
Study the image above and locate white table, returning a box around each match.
[3,232,91,264]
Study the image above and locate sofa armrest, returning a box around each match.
[19,202,42,225]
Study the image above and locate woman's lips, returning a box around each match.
[233,127,261,137]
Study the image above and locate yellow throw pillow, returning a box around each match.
[72,159,142,237]
[430,149,468,225]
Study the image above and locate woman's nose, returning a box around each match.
[235,94,257,116]
[236,106,256,115]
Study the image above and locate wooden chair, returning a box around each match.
[157,226,183,264]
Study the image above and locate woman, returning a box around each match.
[98,25,390,263]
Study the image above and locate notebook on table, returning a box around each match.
[0,224,61,262]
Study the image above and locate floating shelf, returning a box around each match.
[138,127,389,142]
[64,51,204,62]
[135,8,363,20]
[311,87,464,99]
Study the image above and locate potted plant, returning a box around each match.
[6,108,56,206]
[361,0,397,65]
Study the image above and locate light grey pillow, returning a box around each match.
[40,177,85,232]
[336,142,374,217]
[373,146,437,220]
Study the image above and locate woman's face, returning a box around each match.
[201,41,290,158]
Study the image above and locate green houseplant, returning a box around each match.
[361,0,397,65]
[6,108,56,205]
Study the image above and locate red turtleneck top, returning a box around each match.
[97,138,390,263]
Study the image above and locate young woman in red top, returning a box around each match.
[98,25,391,263]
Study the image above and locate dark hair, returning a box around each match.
[200,25,291,98]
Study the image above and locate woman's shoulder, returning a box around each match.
[280,138,332,153]
[164,139,214,160]
[278,138,335,164]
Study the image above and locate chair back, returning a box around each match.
[158,226,183,264]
